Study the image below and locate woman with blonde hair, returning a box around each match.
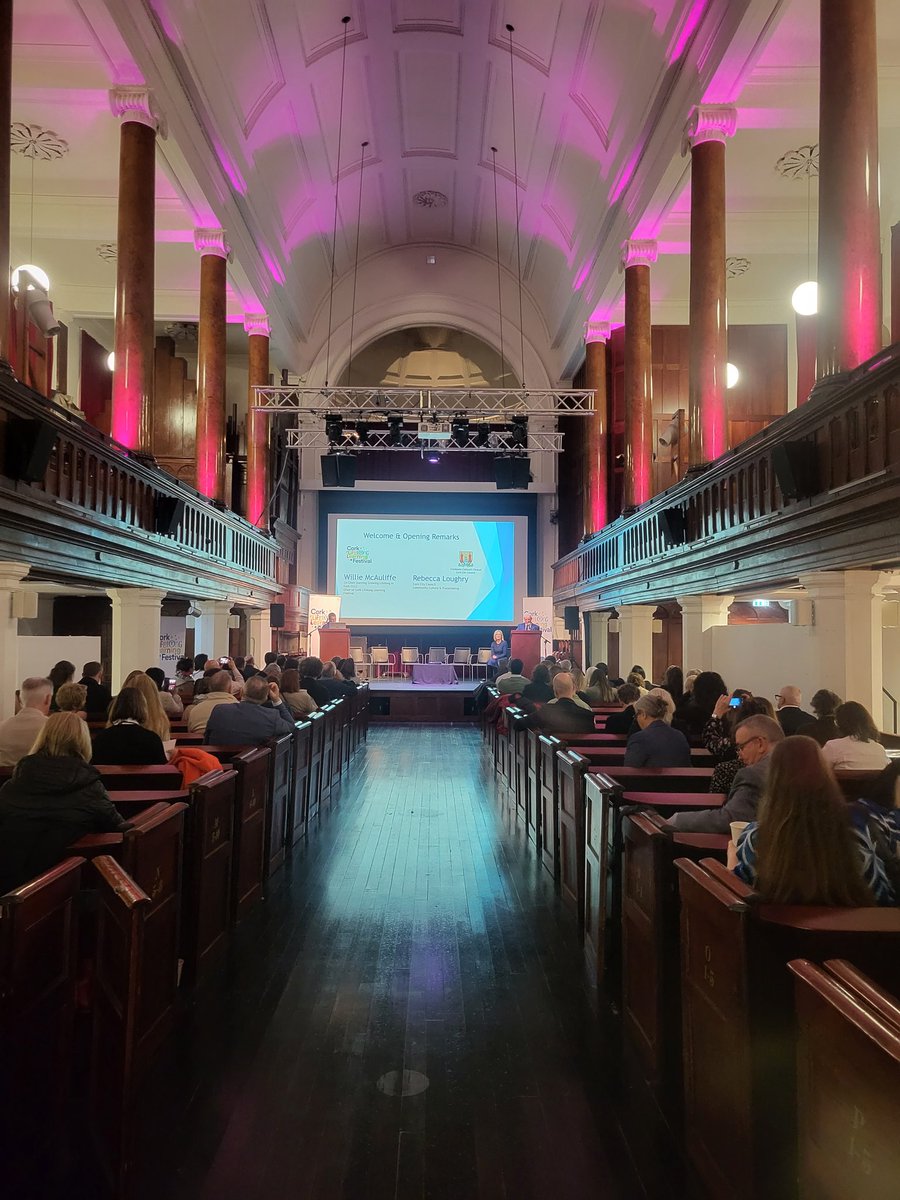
[0,712,128,893]
[55,681,87,717]
[121,670,172,742]
[731,735,883,905]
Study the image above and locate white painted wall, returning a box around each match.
[883,626,900,733]
[17,636,102,684]
[709,624,819,706]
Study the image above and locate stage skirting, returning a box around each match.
[369,679,477,723]
[411,663,458,685]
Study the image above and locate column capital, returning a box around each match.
[620,239,658,271]
[106,586,168,608]
[583,320,610,345]
[682,104,737,154]
[193,227,233,262]
[676,593,735,618]
[109,86,166,137]
[244,312,271,338]
[0,561,30,589]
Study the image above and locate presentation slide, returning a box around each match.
[330,516,523,624]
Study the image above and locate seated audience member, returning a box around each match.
[145,667,184,718]
[55,682,87,718]
[488,630,509,676]
[708,697,776,795]
[284,657,300,672]
[820,701,890,769]
[730,736,884,905]
[521,664,554,704]
[496,658,530,696]
[0,712,129,893]
[645,686,676,723]
[0,677,53,767]
[627,671,650,694]
[338,659,358,686]
[192,653,209,680]
[703,689,758,761]
[318,661,355,700]
[240,655,259,681]
[529,672,596,735]
[660,665,684,703]
[683,669,701,695]
[580,663,617,705]
[806,689,842,746]
[186,670,239,734]
[775,685,816,734]
[48,660,76,711]
[674,671,728,738]
[624,693,691,767]
[174,657,196,704]
[604,683,642,734]
[204,675,296,745]
[264,651,278,668]
[77,661,111,716]
[91,688,168,765]
[297,657,330,707]
[277,655,287,669]
[668,714,785,833]
[121,671,173,747]
[280,669,319,718]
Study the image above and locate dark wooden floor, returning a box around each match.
[129,726,682,1199]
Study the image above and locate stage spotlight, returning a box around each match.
[387,416,403,446]
[450,417,469,446]
[325,414,343,444]
[509,416,528,448]
[494,455,532,490]
[473,422,490,447]
[426,452,441,465]
[355,420,371,446]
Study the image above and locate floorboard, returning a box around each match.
[126,725,682,1199]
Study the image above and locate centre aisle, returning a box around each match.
[131,726,669,1199]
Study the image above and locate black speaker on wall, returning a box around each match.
[658,506,688,546]
[270,603,285,628]
[321,454,356,488]
[154,495,185,536]
[494,455,532,490]
[772,440,819,501]
[4,415,57,483]
[563,605,580,630]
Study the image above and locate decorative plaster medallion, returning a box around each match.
[620,239,658,271]
[726,256,751,278]
[682,105,738,154]
[11,122,69,160]
[775,144,819,179]
[413,190,448,208]
[163,322,198,342]
[96,243,117,261]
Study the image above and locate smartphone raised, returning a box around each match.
[728,696,742,708]
[219,656,229,665]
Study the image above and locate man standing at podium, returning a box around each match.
[320,611,347,631]
[515,612,541,632]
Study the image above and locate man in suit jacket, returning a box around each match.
[78,661,112,717]
[775,685,816,735]
[515,613,541,632]
[497,659,530,695]
[624,693,691,767]
[529,672,595,735]
[667,715,785,833]
[204,675,295,745]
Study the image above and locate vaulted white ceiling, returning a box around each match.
[11,0,900,382]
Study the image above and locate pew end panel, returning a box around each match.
[180,769,236,987]
[231,746,271,921]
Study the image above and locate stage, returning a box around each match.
[367,678,481,723]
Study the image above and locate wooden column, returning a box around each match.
[817,0,881,377]
[622,240,657,510]
[244,313,270,528]
[685,105,736,467]
[582,320,610,535]
[0,1,12,372]
[109,88,161,451]
[891,221,899,346]
[194,229,230,503]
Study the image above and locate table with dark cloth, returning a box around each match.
[411,663,459,685]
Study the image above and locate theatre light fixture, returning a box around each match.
[509,416,528,448]
[325,414,343,444]
[387,415,404,445]
[450,417,469,446]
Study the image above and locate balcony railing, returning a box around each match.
[0,378,279,599]
[553,345,900,605]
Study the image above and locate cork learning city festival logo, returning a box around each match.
[346,545,371,564]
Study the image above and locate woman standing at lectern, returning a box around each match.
[488,630,508,677]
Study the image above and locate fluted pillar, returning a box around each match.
[109,87,162,450]
[0,3,12,372]
[621,240,657,510]
[244,313,270,528]
[582,321,610,534]
[684,105,736,467]
[194,229,230,503]
[817,0,881,377]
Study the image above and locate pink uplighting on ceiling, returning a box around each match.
[148,0,182,46]
[667,0,707,65]
[260,246,286,287]
[213,142,247,194]
[572,261,593,291]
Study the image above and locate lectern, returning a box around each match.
[318,629,350,663]
[510,629,541,677]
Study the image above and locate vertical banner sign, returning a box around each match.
[522,596,554,657]
[308,594,341,659]
[158,617,186,674]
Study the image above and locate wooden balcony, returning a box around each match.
[0,376,280,600]
[553,346,900,607]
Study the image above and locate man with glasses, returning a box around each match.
[774,684,815,735]
[667,715,785,833]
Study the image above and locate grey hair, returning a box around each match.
[634,692,672,723]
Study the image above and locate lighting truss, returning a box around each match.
[252,385,594,416]
[286,428,565,453]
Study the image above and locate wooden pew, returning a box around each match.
[538,734,564,879]
[320,702,338,811]
[525,729,542,849]
[288,720,312,846]
[0,856,84,1185]
[264,732,293,877]
[507,707,530,817]
[89,855,151,1199]
[676,857,900,1200]
[179,768,236,986]
[95,764,185,790]
[230,745,270,921]
[788,958,900,1200]
[306,710,325,823]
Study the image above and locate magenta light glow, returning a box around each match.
[259,246,286,287]
[667,0,707,65]
[572,260,593,291]
[111,350,142,450]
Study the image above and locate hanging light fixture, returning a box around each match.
[726,362,740,389]
[783,145,819,315]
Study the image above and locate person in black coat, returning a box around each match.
[91,688,168,766]
[805,688,842,746]
[77,660,112,717]
[775,685,816,735]
[0,712,129,893]
[521,664,554,705]
[297,656,331,707]
[624,693,692,767]
[529,672,596,735]
[604,682,641,734]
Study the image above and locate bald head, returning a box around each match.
[210,670,233,693]
[553,672,575,699]
[778,685,803,708]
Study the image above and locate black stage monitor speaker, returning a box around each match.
[563,605,580,630]
[494,455,532,490]
[321,453,356,488]
[658,506,688,546]
[4,415,57,483]
[154,495,185,536]
[270,603,285,628]
[772,440,819,501]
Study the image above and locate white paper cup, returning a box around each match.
[730,821,749,844]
